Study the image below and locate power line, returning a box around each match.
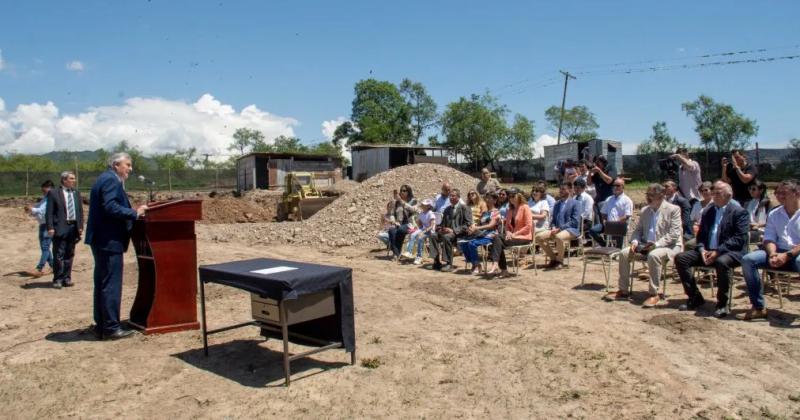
[568,43,800,72]
[574,53,800,77]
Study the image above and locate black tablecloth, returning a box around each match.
[198,258,355,352]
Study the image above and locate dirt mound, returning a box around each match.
[202,163,480,248]
[201,196,279,224]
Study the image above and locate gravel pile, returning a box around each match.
[201,163,480,248]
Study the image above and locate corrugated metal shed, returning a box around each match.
[350,144,452,181]
[543,139,623,181]
[236,152,343,191]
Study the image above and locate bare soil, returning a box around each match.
[1,202,799,419]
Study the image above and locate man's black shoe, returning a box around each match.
[104,329,135,340]
[431,262,443,271]
[678,296,706,311]
[713,307,730,319]
[52,281,63,289]
[63,280,75,287]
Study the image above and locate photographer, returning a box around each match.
[721,149,757,205]
[669,147,702,205]
[589,155,614,204]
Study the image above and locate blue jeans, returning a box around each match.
[36,224,53,271]
[459,237,494,265]
[407,230,431,257]
[742,250,800,309]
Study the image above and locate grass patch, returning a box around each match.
[360,357,382,369]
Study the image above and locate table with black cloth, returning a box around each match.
[198,258,356,386]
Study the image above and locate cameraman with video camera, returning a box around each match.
[669,147,702,206]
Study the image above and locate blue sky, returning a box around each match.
[0,0,798,157]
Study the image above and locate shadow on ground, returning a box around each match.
[173,339,350,387]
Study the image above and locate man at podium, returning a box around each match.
[85,152,148,340]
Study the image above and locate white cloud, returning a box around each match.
[321,116,352,161]
[0,49,5,71]
[0,93,298,156]
[532,134,558,158]
[66,60,85,72]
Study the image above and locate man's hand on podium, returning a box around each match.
[136,204,149,218]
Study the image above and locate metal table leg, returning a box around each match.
[281,300,291,386]
[200,279,209,356]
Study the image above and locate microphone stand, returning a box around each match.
[147,180,156,203]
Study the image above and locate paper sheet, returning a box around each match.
[250,266,298,275]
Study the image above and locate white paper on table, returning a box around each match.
[250,266,298,275]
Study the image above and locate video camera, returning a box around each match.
[658,158,678,173]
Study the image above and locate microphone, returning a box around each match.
[137,175,157,202]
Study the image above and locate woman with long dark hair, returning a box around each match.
[387,184,417,261]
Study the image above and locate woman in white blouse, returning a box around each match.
[528,184,551,238]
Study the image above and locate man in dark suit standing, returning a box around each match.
[674,181,749,318]
[429,188,472,272]
[85,152,148,340]
[46,171,83,289]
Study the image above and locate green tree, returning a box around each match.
[681,95,758,153]
[152,147,198,170]
[347,79,413,145]
[399,79,438,145]
[229,128,265,156]
[544,105,599,143]
[637,121,682,154]
[272,135,308,153]
[440,92,512,169]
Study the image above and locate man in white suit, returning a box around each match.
[605,183,683,307]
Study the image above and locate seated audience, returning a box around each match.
[490,191,533,276]
[576,159,596,198]
[673,181,749,318]
[430,189,472,272]
[535,181,580,269]
[603,184,683,307]
[460,192,501,274]
[528,184,550,235]
[664,180,694,240]
[588,177,633,247]
[405,199,436,265]
[433,182,453,213]
[740,179,800,321]
[574,178,595,230]
[745,179,771,242]
[497,188,510,218]
[476,168,501,195]
[466,189,487,222]
[377,201,396,247]
[387,184,417,261]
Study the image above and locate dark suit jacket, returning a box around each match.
[551,197,581,237]
[669,194,693,237]
[45,186,84,238]
[440,202,472,236]
[85,169,139,253]
[696,203,749,257]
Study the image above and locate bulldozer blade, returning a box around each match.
[297,197,337,220]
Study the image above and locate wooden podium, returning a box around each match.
[129,199,203,334]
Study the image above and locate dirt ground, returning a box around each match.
[2,205,800,419]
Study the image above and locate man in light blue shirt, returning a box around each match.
[24,180,55,277]
[740,179,800,321]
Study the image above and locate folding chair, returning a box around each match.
[508,241,536,275]
[580,221,628,290]
[763,268,800,309]
[627,252,671,297]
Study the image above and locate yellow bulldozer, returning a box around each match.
[278,172,337,221]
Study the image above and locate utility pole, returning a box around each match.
[556,70,576,145]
